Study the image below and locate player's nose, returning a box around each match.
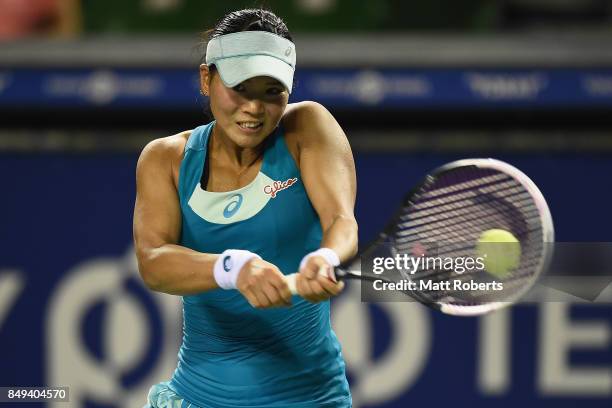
[241,98,265,116]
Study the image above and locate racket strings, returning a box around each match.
[398,180,532,227]
[397,175,535,239]
[395,195,536,245]
[395,202,538,244]
[408,176,518,213]
[415,172,509,200]
[400,184,531,227]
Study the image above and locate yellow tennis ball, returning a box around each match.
[475,229,521,279]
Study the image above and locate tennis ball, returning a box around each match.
[475,229,521,279]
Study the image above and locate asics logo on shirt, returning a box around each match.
[263,178,298,198]
[188,172,275,224]
[223,194,243,218]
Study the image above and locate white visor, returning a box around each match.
[205,31,296,93]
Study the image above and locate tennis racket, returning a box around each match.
[286,158,554,316]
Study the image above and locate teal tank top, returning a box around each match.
[170,122,351,408]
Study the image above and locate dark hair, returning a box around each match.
[201,8,293,64]
[199,8,293,119]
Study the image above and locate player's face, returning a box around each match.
[205,68,289,149]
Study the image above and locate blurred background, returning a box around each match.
[0,1,611,407]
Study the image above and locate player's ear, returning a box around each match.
[199,64,211,96]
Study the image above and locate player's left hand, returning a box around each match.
[296,255,344,302]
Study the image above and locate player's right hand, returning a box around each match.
[295,255,344,302]
[236,258,293,308]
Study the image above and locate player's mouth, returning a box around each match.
[237,121,263,133]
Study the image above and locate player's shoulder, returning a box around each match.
[283,101,346,152]
[137,130,191,180]
[282,101,333,131]
[139,131,190,162]
[282,101,339,150]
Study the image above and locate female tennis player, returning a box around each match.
[133,8,357,408]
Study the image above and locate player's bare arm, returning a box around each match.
[285,101,358,301]
[133,134,220,295]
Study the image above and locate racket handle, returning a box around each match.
[286,273,298,295]
[286,267,338,296]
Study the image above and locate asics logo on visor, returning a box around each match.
[223,194,243,218]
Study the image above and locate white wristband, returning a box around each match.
[214,249,261,289]
[299,248,340,271]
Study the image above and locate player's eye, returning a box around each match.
[267,87,284,95]
[232,84,246,93]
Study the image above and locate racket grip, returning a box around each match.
[286,267,338,296]
[286,273,298,295]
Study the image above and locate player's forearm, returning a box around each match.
[320,214,358,263]
[137,244,219,295]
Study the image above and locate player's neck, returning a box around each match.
[210,125,264,170]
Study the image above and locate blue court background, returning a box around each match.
[0,151,610,407]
